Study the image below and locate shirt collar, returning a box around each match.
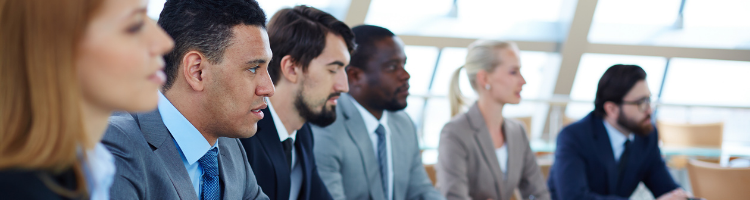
[603,120,635,147]
[158,91,218,165]
[268,98,297,142]
[348,93,388,134]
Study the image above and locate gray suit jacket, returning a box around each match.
[437,103,550,200]
[312,94,444,200]
[102,111,269,200]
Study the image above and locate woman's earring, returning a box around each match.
[485,84,491,90]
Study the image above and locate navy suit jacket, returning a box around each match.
[240,108,333,200]
[547,112,679,200]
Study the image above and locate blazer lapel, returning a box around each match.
[137,111,199,200]
[617,134,646,194]
[388,112,408,200]
[590,116,619,194]
[467,104,503,198]
[218,138,231,200]
[340,95,386,200]
[297,124,313,200]
[256,108,290,199]
[504,120,524,194]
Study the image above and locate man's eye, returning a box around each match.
[248,66,259,73]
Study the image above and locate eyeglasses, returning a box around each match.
[621,98,652,112]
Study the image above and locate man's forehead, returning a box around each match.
[624,80,651,99]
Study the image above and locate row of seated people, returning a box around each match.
[0,0,698,200]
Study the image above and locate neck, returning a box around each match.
[164,88,219,146]
[350,92,384,119]
[270,84,305,136]
[604,116,631,137]
[477,97,505,131]
[80,100,112,149]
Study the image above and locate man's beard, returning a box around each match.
[617,110,653,136]
[381,83,409,111]
[295,89,339,127]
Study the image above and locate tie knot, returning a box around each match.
[624,139,631,147]
[375,124,386,137]
[282,138,294,150]
[199,147,219,177]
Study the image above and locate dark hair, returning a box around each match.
[594,64,647,117]
[158,0,267,91]
[349,25,395,70]
[267,5,356,84]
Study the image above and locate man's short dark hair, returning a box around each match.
[267,5,356,84]
[349,25,395,70]
[594,64,648,117]
[158,0,267,91]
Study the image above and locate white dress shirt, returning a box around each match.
[82,143,116,200]
[350,95,394,200]
[603,120,635,162]
[158,91,220,197]
[268,99,303,200]
[495,143,508,176]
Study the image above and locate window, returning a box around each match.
[589,0,750,49]
[147,0,351,20]
[661,58,750,106]
[365,0,565,41]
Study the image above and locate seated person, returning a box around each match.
[437,40,550,200]
[548,64,692,200]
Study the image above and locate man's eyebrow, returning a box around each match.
[327,61,345,67]
[247,59,268,65]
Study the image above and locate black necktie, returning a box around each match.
[617,139,631,185]
[282,138,293,171]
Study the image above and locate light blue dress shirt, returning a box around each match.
[267,99,303,200]
[350,94,394,200]
[158,92,220,197]
[603,120,635,162]
[82,142,116,200]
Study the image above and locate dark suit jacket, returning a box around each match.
[240,108,332,200]
[0,168,81,200]
[102,111,269,200]
[547,112,679,200]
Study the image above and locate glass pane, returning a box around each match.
[404,46,440,96]
[566,53,667,119]
[660,58,750,106]
[421,98,451,149]
[589,0,750,49]
[147,0,351,20]
[365,0,564,41]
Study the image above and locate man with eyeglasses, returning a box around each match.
[547,65,695,200]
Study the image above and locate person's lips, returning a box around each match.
[327,95,340,105]
[148,69,166,85]
[250,103,267,119]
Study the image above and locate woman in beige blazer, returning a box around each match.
[437,40,550,200]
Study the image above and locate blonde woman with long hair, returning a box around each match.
[436,40,550,200]
[0,0,173,199]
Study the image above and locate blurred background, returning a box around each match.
[148,0,750,198]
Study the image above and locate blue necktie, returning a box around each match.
[199,148,220,200]
[375,124,389,199]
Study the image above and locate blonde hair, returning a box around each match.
[449,40,518,117]
[0,0,103,197]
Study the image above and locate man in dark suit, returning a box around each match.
[547,65,693,200]
[102,0,273,199]
[238,5,355,200]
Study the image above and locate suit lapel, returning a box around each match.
[340,95,386,200]
[590,116,619,194]
[218,138,231,200]
[504,120,523,194]
[617,134,646,193]
[297,124,313,200]
[256,108,290,199]
[466,104,504,198]
[137,111,199,200]
[388,112,407,200]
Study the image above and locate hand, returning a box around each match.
[656,188,689,200]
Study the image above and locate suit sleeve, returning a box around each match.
[405,124,445,200]
[313,127,347,200]
[236,139,270,200]
[101,122,147,200]
[436,125,471,200]
[551,129,627,200]
[642,132,680,198]
[517,126,551,200]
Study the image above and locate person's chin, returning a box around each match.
[238,124,258,138]
[125,94,159,112]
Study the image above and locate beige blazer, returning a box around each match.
[436,103,550,200]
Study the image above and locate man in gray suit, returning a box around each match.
[102,0,271,199]
[312,25,445,200]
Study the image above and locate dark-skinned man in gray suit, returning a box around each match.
[312,25,445,200]
[102,0,271,199]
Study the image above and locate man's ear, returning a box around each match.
[279,55,301,84]
[346,66,364,88]
[603,101,620,119]
[182,51,206,92]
